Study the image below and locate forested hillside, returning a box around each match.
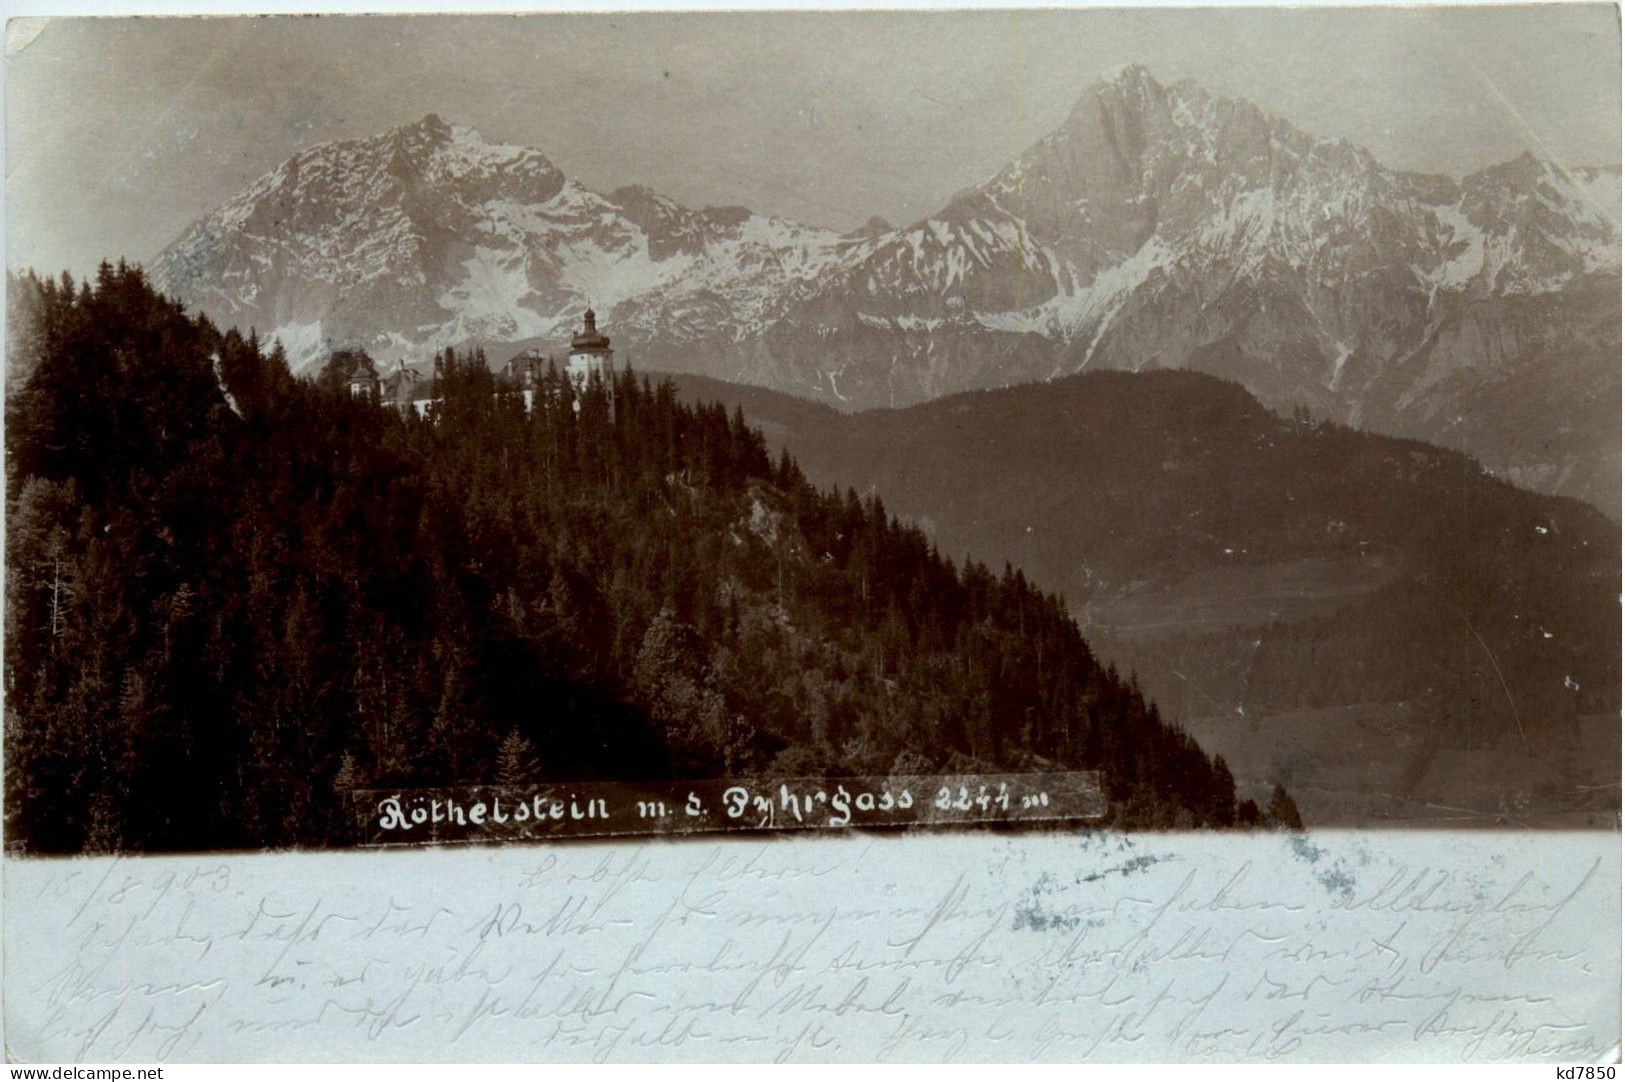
[668,371,1621,825]
[4,265,1266,853]
[670,371,1619,734]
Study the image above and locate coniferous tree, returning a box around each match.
[3,265,1271,851]
[496,729,543,786]
[1267,783,1304,830]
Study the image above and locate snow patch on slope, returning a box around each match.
[553,236,694,314]
[269,319,328,370]
[438,246,552,339]
[1427,203,1487,291]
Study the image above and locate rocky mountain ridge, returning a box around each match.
[151,67,1622,510]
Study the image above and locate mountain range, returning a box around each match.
[150,65,1622,512]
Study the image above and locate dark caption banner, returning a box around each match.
[352,772,1107,845]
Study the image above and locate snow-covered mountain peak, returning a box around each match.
[152,112,852,374]
[150,69,1622,511]
[1093,61,1164,94]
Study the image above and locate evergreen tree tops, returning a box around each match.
[4,264,1281,852]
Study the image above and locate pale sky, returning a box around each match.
[6,6,1620,278]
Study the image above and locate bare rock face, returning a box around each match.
[154,113,853,375]
[153,69,1621,511]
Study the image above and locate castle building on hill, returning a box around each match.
[505,348,547,392]
[505,309,617,414]
[335,309,615,416]
[504,348,549,411]
[565,308,614,400]
[344,350,380,402]
[383,360,434,415]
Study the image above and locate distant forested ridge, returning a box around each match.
[667,372,1620,746]
[4,265,1271,853]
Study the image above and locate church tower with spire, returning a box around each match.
[565,307,615,401]
[343,349,380,402]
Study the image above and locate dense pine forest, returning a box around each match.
[5,264,1277,853]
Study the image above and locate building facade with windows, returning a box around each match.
[334,309,615,416]
[565,308,614,401]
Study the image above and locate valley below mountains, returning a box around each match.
[151,65,1622,513]
[668,369,1622,828]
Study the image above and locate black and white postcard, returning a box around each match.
[3,4,1619,1064]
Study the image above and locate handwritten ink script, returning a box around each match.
[355,772,1106,844]
[5,832,1617,1062]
